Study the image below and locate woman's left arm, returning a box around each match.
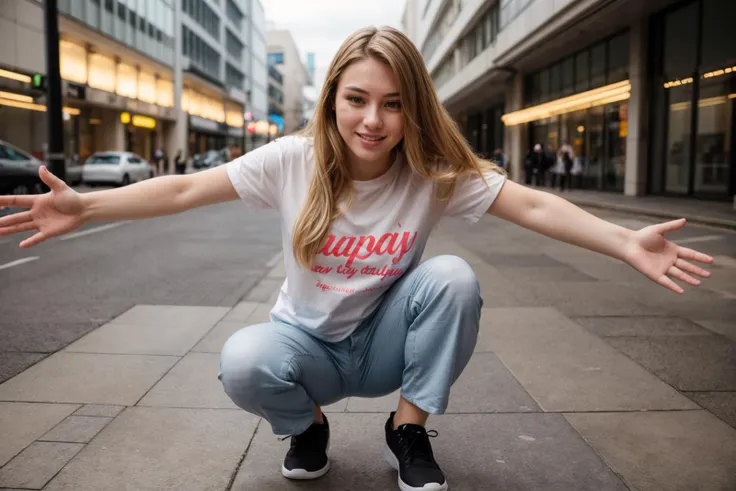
[486,180,714,294]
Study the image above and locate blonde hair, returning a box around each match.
[292,26,505,268]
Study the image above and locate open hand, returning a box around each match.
[623,218,714,294]
[0,166,86,248]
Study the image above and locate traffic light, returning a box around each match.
[32,73,47,90]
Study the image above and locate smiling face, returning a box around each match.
[334,57,404,180]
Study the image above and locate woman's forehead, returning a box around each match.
[338,58,400,95]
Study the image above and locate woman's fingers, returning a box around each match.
[0,211,32,229]
[19,231,47,248]
[39,165,67,191]
[678,246,714,264]
[676,258,711,278]
[657,274,684,294]
[667,265,701,286]
[1,221,38,236]
[0,195,36,208]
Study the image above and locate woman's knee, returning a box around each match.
[422,255,480,298]
[219,324,284,406]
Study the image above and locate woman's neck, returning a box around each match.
[348,149,396,181]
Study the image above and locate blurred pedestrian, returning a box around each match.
[174,150,185,175]
[557,141,575,191]
[0,26,714,491]
[524,143,545,186]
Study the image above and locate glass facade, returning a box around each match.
[521,31,630,191]
[649,0,736,199]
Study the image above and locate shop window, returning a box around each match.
[607,33,629,83]
[539,69,550,103]
[575,50,590,92]
[550,63,562,100]
[562,57,574,96]
[590,43,606,88]
[663,1,697,79]
[701,0,736,70]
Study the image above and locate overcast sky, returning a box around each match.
[264,0,406,89]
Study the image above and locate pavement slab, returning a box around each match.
[603,335,736,391]
[476,307,699,411]
[137,352,237,409]
[244,278,283,303]
[565,410,736,491]
[62,318,219,356]
[0,353,178,405]
[576,316,712,337]
[72,404,125,418]
[0,402,79,467]
[345,353,540,414]
[106,305,229,329]
[232,413,628,491]
[38,415,113,443]
[191,320,248,353]
[43,407,259,491]
[0,441,84,489]
[684,391,736,429]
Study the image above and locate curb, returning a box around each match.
[566,198,736,231]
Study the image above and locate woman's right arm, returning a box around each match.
[81,164,238,221]
[0,164,240,248]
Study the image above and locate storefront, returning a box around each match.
[503,31,630,191]
[648,0,736,200]
[465,102,505,159]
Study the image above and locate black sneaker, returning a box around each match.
[383,412,448,491]
[281,415,330,480]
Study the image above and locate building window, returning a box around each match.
[226,63,245,88]
[183,25,220,76]
[226,0,244,25]
[523,31,630,106]
[117,2,126,21]
[183,0,220,41]
[226,29,244,60]
[105,0,113,13]
[457,2,500,67]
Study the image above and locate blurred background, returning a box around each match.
[0,0,734,202]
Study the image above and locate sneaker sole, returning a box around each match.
[281,441,331,480]
[382,441,448,491]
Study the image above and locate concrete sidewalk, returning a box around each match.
[0,218,735,491]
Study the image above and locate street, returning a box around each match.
[0,197,282,384]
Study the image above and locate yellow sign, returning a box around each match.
[132,114,156,129]
[120,111,156,129]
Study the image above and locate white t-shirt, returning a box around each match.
[227,136,506,342]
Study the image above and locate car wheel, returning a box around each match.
[121,174,130,186]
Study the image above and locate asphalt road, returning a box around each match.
[1,194,734,386]
[0,197,282,383]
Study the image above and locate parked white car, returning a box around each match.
[81,152,154,186]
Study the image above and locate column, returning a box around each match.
[100,110,124,150]
[504,72,524,182]
[624,20,649,196]
[166,0,187,172]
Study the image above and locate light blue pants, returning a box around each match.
[219,255,482,436]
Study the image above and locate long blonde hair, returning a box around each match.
[292,26,504,268]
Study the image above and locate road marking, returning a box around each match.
[60,221,129,241]
[0,256,39,270]
[676,235,724,244]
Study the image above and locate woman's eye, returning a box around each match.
[348,96,363,104]
[386,101,402,110]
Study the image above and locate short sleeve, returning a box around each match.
[442,170,506,223]
[226,136,301,210]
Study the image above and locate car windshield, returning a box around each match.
[0,143,32,161]
[87,154,121,165]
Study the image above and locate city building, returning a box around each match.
[267,29,308,134]
[0,0,269,172]
[267,59,285,135]
[403,0,736,201]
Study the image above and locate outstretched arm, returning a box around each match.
[0,164,238,248]
[487,180,713,294]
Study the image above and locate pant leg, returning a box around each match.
[349,255,482,414]
[219,322,349,436]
